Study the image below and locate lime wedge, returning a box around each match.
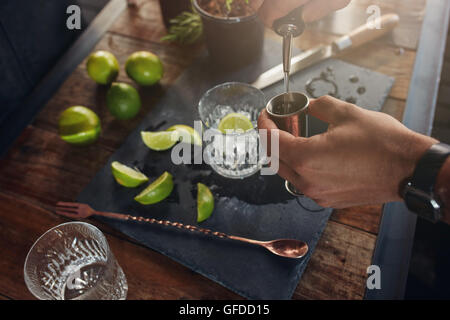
[218,113,254,133]
[141,131,180,151]
[197,183,214,222]
[111,161,148,187]
[134,172,174,205]
[167,124,202,146]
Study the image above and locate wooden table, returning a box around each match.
[0,0,437,300]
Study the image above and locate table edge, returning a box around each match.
[366,0,450,300]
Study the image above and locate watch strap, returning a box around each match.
[411,143,450,193]
[404,143,450,222]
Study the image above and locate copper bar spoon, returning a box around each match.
[55,202,309,259]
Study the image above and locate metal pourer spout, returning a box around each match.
[281,27,295,92]
[272,7,306,93]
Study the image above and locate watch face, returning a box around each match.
[404,186,441,223]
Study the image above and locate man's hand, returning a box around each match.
[258,96,438,209]
[255,0,351,26]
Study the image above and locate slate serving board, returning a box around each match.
[77,39,394,300]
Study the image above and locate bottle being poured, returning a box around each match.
[272,7,306,114]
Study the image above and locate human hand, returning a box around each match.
[258,96,438,209]
[255,0,351,27]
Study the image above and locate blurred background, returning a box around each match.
[0,0,109,152]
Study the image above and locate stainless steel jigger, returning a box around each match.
[270,7,307,196]
[266,92,309,197]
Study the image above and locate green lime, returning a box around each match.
[125,51,164,86]
[60,130,99,145]
[141,131,180,151]
[218,113,254,133]
[167,124,202,146]
[134,172,174,205]
[111,161,148,187]
[106,82,142,120]
[86,50,119,85]
[197,183,214,223]
[58,106,101,145]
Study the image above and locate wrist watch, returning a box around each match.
[401,143,450,223]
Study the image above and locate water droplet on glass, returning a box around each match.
[357,86,366,95]
[349,75,359,83]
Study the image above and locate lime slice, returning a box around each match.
[58,106,101,146]
[141,131,180,151]
[134,172,174,205]
[167,124,202,146]
[111,161,148,187]
[217,113,254,133]
[197,183,214,223]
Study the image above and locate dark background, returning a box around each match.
[0,0,109,153]
[404,25,450,300]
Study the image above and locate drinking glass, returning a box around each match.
[24,222,127,300]
[198,82,266,179]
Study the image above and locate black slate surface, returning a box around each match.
[77,39,394,299]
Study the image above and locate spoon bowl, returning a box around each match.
[265,239,309,259]
[228,235,309,259]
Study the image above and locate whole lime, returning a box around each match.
[106,82,142,120]
[86,50,119,85]
[125,51,164,86]
[58,106,101,146]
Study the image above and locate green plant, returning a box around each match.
[161,11,203,45]
[161,0,251,45]
[225,0,249,12]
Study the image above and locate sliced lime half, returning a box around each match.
[167,124,202,146]
[111,161,148,187]
[134,172,174,205]
[217,112,254,133]
[141,131,180,151]
[197,183,214,223]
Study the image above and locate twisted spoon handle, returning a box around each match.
[100,211,230,240]
[93,210,309,259]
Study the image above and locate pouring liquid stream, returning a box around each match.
[284,72,290,93]
[282,31,293,115]
[283,72,291,114]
